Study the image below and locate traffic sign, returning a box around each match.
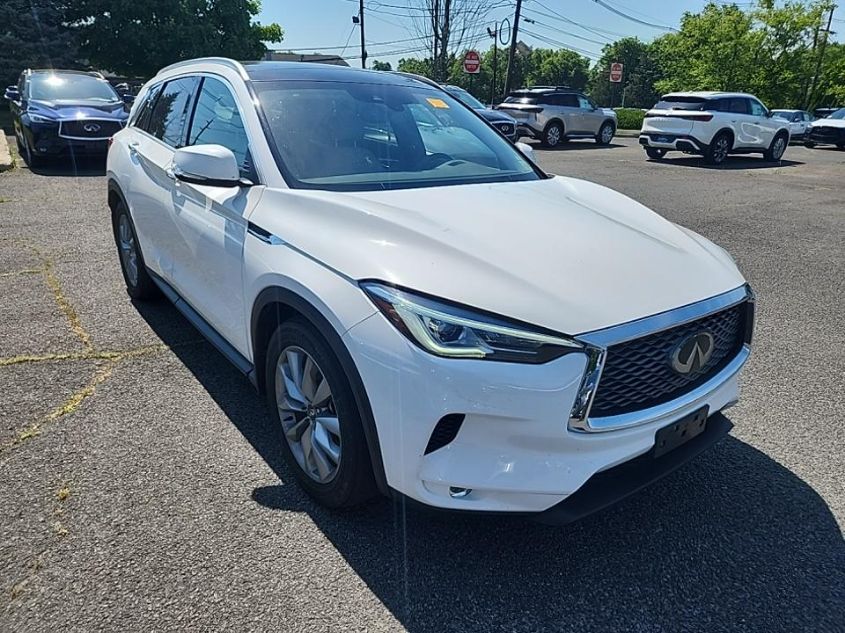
[609,62,623,83]
[463,50,481,74]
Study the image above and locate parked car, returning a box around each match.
[441,84,518,142]
[812,106,843,119]
[4,69,131,166]
[640,92,790,165]
[805,107,845,149]
[770,109,814,141]
[108,59,753,521]
[496,86,617,147]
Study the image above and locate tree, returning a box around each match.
[587,38,660,108]
[371,60,392,71]
[397,57,434,77]
[63,0,283,78]
[0,0,79,88]
[408,0,504,81]
[524,48,589,91]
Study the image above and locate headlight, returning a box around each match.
[26,112,54,124]
[361,282,582,363]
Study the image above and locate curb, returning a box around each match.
[0,134,13,172]
[615,129,641,138]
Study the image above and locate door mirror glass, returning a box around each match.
[122,93,135,105]
[515,141,535,163]
[4,86,20,101]
[171,145,246,188]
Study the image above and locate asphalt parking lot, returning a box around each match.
[1,136,843,632]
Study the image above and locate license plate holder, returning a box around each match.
[653,406,709,458]
[654,134,673,144]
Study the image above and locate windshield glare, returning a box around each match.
[256,80,539,191]
[828,108,845,119]
[444,86,485,110]
[654,97,707,111]
[29,74,119,102]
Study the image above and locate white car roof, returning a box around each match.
[661,91,758,100]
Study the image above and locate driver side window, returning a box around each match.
[578,96,594,110]
[749,99,766,117]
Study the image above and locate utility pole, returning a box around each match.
[487,23,498,106]
[808,3,836,109]
[503,0,522,99]
[359,0,367,69]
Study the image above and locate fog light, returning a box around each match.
[449,487,471,498]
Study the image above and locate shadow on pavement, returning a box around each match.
[135,299,844,632]
[27,154,106,177]
[530,140,625,151]
[651,156,804,170]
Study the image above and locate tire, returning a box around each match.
[764,133,788,162]
[704,132,731,165]
[265,319,377,508]
[22,135,42,168]
[645,147,667,160]
[595,121,615,145]
[804,141,816,148]
[542,121,565,148]
[111,201,159,300]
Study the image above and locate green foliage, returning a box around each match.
[614,108,645,130]
[371,60,392,71]
[62,0,283,78]
[0,0,80,87]
[588,38,660,108]
[397,57,434,77]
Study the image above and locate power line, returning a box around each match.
[520,27,601,59]
[591,0,679,32]
[532,0,627,39]
[522,14,610,46]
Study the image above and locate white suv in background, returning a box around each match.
[640,92,790,165]
[107,59,754,522]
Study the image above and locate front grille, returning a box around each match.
[59,119,123,139]
[589,303,748,418]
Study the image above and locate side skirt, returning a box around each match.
[149,270,258,389]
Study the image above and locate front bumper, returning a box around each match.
[343,287,751,515]
[808,127,845,145]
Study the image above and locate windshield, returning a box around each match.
[771,110,793,120]
[443,86,485,110]
[653,96,707,111]
[29,73,120,102]
[828,108,845,119]
[255,80,540,192]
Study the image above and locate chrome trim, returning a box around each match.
[157,56,249,80]
[576,345,749,432]
[58,119,121,141]
[247,223,285,245]
[568,285,752,432]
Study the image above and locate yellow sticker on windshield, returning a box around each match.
[426,98,449,109]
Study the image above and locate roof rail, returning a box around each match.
[157,57,248,79]
[529,85,572,91]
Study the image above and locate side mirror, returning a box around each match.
[169,145,249,188]
[122,93,135,105]
[4,86,20,101]
[515,141,535,163]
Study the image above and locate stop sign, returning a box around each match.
[609,62,623,83]
[463,51,481,74]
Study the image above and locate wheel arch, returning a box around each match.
[712,127,735,148]
[250,285,389,496]
[543,117,565,133]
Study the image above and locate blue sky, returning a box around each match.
[257,1,841,68]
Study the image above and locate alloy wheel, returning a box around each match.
[546,125,561,146]
[772,137,786,160]
[276,346,341,483]
[601,124,614,144]
[118,214,139,286]
[713,137,729,163]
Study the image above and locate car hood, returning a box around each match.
[28,98,127,120]
[254,176,744,335]
[476,109,516,124]
[811,117,845,128]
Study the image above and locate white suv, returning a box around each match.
[108,58,753,522]
[640,92,790,165]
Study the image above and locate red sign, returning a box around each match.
[609,62,623,83]
[463,50,481,74]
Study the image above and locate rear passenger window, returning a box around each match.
[147,77,200,148]
[559,94,579,107]
[728,99,749,114]
[187,77,254,180]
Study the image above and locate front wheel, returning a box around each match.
[595,121,615,145]
[266,319,377,508]
[764,133,788,162]
[542,122,564,148]
[645,147,667,160]
[704,132,731,165]
[112,202,159,300]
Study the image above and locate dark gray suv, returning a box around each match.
[497,87,617,148]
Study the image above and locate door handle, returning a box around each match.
[128,141,140,155]
[165,166,176,180]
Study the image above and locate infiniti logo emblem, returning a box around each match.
[671,331,715,375]
[83,123,101,133]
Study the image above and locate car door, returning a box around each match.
[556,93,583,133]
[577,95,602,134]
[9,75,25,143]
[125,76,200,281]
[168,76,264,356]
[748,98,776,148]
